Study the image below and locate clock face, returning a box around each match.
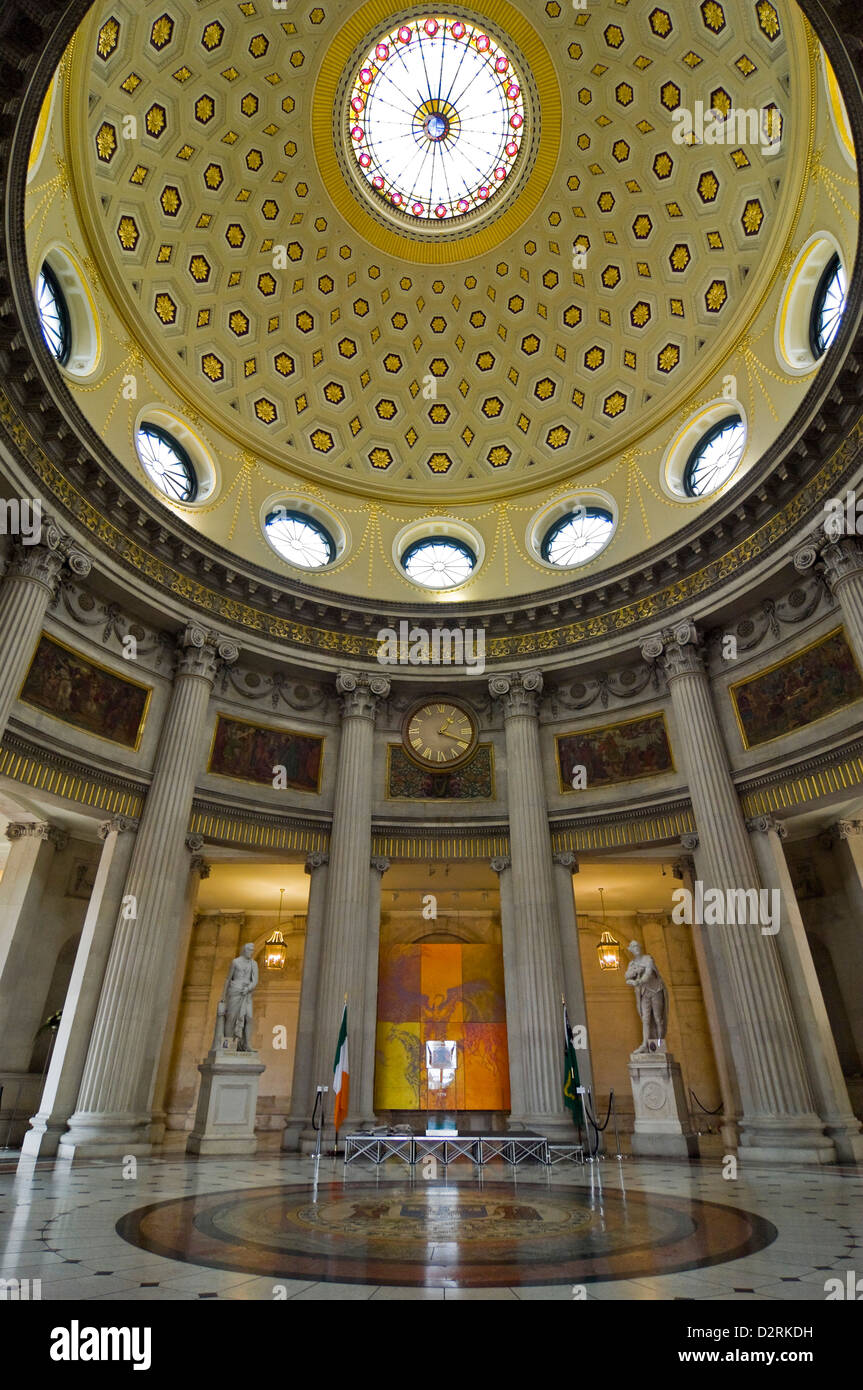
[402,698,478,771]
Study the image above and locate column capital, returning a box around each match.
[98,815,139,840]
[553,850,579,874]
[820,536,863,593]
[370,855,390,876]
[185,833,205,855]
[5,821,68,850]
[746,814,787,839]
[336,670,390,719]
[304,850,329,875]
[680,832,700,851]
[829,819,863,841]
[490,854,511,875]
[641,620,704,678]
[176,623,239,682]
[488,669,543,717]
[190,856,211,879]
[5,543,66,593]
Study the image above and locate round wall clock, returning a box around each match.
[402,697,478,771]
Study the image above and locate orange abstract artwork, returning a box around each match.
[374,942,511,1111]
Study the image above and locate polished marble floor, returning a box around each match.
[1,1151,861,1301]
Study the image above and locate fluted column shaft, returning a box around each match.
[822,821,863,1066]
[20,817,139,1158]
[643,622,833,1162]
[0,526,90,738]
[284,852,329,1150]
[62,625,238,1157]
[552,853,595,1103]
[798,535,863,667]
[491,855,526,1117]
[489,671,568,1130]
[748,817,863,1163]
[312,672,389,1132]
[358,857,389,1122]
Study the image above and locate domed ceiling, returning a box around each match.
[25,0,859,602]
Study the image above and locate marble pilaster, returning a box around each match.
[60,623,238,1158]
[20,817,139,1158]
[491,855,527,1119]
[488,670,569,1134]
[747,815,863,1162]
[642,622,834,1163]
[357,856,389,1124]
[0,822,70,1073]
[552,851,595,1103]
[283,851,329,1151]
[675,838,740,1150]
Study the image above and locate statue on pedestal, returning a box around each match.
[625,940,668,1054]
[217,942,259,1053]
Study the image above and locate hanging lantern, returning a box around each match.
[265,888,288,971]
[594,888,620,971]
[596,930,620,972]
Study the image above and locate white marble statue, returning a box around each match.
[625,940,669,1054]
[219,942,259,1052]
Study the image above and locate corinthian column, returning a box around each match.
[0,521,90,738]
[60,624,238,1158]
[311,671,389,1135]
[491,855,526,1118]
[795,533,863,667]
[488,670,569,1135]
[552,851,595,1103]
[747,815,863,1162]
[642,621,833,1163]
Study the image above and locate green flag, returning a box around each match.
[563,1002,583,1125]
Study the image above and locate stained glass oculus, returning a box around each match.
[402,536,476,587]
[135,424,198,503]
[541,508,615,567]
[344,16,528,232]
[683,416,746,498]
[810,253,847,359]
[265,509,336,569]
[36,263,71,365]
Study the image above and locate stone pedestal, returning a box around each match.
[186,1050,265,1156]
[629,1051,699,1159]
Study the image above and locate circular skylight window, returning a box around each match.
[683,416,746,498]
[810,253,847,359]
[36,263,70,366]
[541,508,615,567]
[343,15,530,235]
[135,424,197,503]
[265,508,336,569]
[402,536,476,588]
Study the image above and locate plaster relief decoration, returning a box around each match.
[208,713,323,792]
[386,744,494,800]
[556,713,673,792]
[374,942,510,1112]
[729,627,863,749]
[19,633,151,749]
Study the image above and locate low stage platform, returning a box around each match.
[343,1134,584,1166]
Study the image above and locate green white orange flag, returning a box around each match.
[332,1001,349,1132]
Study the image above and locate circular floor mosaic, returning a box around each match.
[117,1181,776,1288]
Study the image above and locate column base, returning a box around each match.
[738,1115,837,1165]
[507,1113,579,1143]
[823,1120,863,1165]
[281,1117,307,1152]
[58,1111,154,1160]
[20,1113,66,1159]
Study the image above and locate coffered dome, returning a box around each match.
[23,0,859,603]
